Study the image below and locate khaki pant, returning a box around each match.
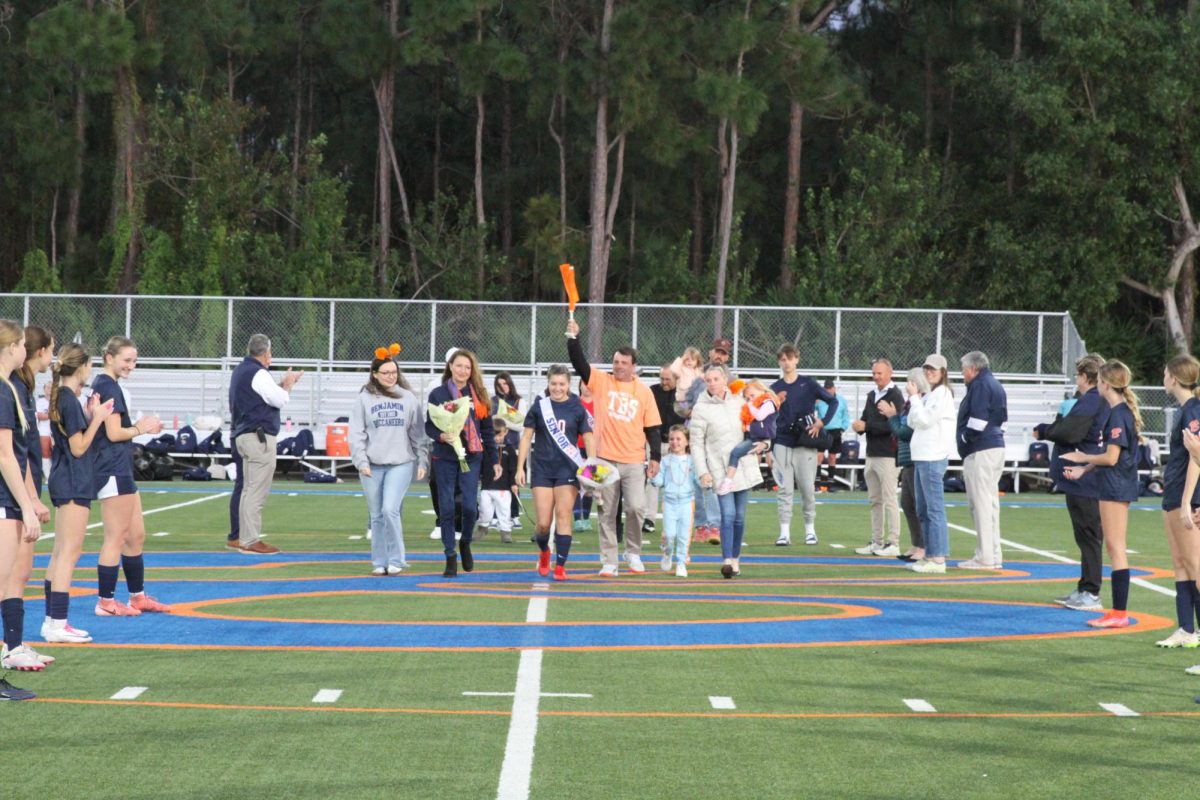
[964,448,1005,566]
[864,456,901,548]
[598,461,646,566]
[642,443,659,527]
[235,432,276,546]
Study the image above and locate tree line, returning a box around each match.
[2,1,1198,378]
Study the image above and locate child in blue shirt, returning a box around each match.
[651,425,695,576]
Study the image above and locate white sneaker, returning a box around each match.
[804,531,819,545]
[908,559,947,574]
[854,543,880,555]
[874,544,899,557]
[625,554,646,574]
[675,563,688,577]
[386,565,403,576]
[43,622,92,644]
[598,564,619,577]
[660,553,673,572]
[372,566,386,576]
[957,558,1001,570]
[429,527,441,540]
[1156,628,1200,648]
[1,644,46,672]
[1186,664,1200,676]
[775,534,791,546]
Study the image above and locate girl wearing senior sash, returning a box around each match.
[516,365,593,581]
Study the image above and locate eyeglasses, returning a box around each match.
[374,369,399,377]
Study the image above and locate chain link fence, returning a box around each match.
[9,294,1084,379]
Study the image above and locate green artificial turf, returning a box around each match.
[9,482,1198,799]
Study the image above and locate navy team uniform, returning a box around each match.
[523,395,591,488]
[1161,396,1200,633]
[524,393,592,570]
[90,373,137,498]
[49,391,96,509]
[0,382,29,519]
[12,379,42,497]
[1096,402,1139,504]
[90,372,150,606]
[1161,397,1200,512]
[0,380,31,659]
[1095,401,1140,616]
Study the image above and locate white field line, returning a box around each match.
[947,522,1175,599]
[111,686,148,700]
[903,698,937,713]
[1099,702,1139,717]
[465,691,592,699]
[708,696,736,710]
[495,589,548,800]
[83,491,231,531]
[312,689,343,704]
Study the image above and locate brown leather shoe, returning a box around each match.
[240,540,280,554]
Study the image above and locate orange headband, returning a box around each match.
[374,343,402,361]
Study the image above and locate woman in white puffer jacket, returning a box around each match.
[690,365,763,578]
[896,354,957,574]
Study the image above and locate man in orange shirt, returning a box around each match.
[566,318,662,576]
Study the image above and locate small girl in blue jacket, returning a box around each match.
[651,425,695,577]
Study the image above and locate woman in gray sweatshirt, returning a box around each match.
[349,354,429,575]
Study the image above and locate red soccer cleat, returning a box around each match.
[537,550,551,577]
[129,593,172,614]
[553,564,567,581]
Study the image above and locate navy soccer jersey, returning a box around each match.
[1095,402,1139,503]
[1162,397,1200,510]
[0,379,30,510]
[91,373,133,478]
[523,395,592,480]
[49,390,96,506]
[12,378,41,489]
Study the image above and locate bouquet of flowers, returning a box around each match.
[496,398,524,427]
[427,400,471,472]
[576,458,620,492]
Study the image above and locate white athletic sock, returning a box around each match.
[805,523,816,536]
[780,524,790,539]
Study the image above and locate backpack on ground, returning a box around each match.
[182,466,212,481]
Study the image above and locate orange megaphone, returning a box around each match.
[559,263,580,319]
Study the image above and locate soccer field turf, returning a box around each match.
[8,483,1198,800]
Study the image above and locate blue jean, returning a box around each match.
[360,461,415,568]
[433,454,481,557]
[717,489,750,560]
[662,498,693,563]
[913,459,949,558]
[728,438,764,469]
[693,477,719,529]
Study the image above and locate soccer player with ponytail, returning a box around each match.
[91,336,170,616]
[7,326,54,666]
[1061,360,1143,628]
[1151,355,1200,649]
[0,320,45,688]
[43,344,113,641]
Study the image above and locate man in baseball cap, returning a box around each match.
[710,337,733,364]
